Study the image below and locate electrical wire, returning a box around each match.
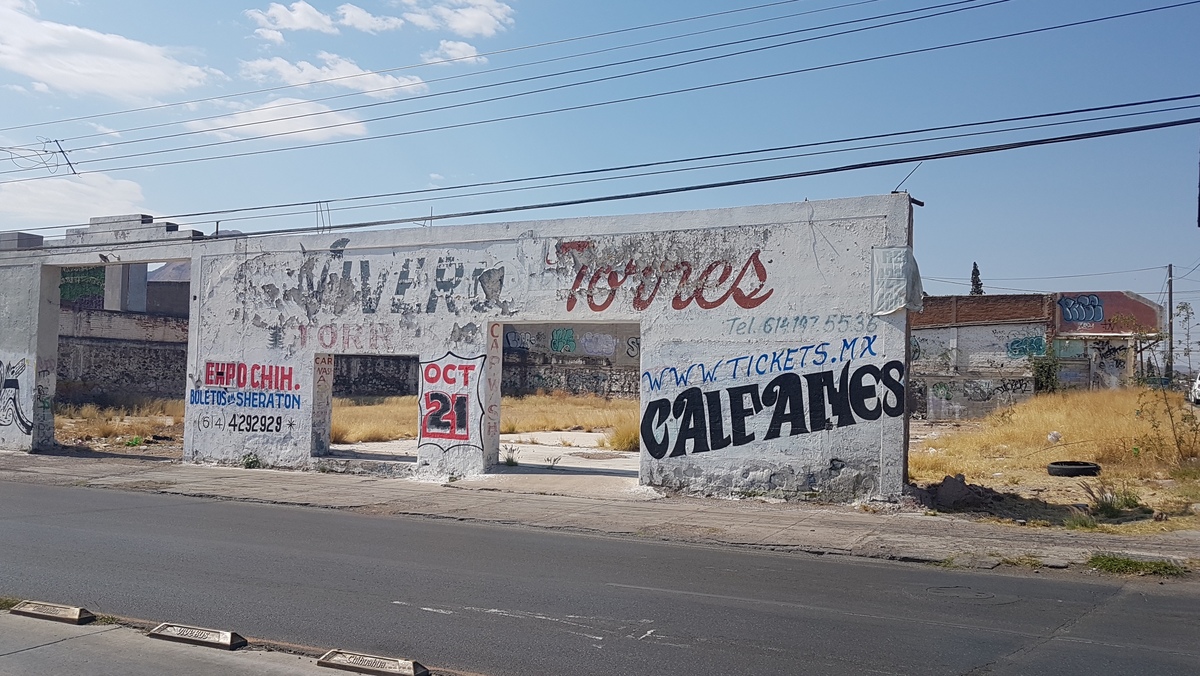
[5,110,1199,258]
[8,92,1198,236]
[973,266,1167,281]
[0,0,868,136]
[154,100,1200,230]
[59,0,1001,159]
[5,0,1188,183]
[35,0,893,148]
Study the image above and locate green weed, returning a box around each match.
[1088,554,1188,576]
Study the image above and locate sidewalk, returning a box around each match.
[0,612,321,676]
[1,447,1197,570]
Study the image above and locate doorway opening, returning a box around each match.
[318,353,421,468]
[51,260,190,460]
[494,321,641,483]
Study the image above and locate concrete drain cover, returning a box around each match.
[317,649,429,676]
[148,622,247,650]
[9,600,96,625]
[926,586,995,600]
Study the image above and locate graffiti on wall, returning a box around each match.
[641,360,905,459]
[550,327,576,353]
[1005,335,1046,359]
[0,359,33,435]
[553,240,773,314]
[418,352,485,452]
[1055,292,1161,336]
[1059,294,1104,323]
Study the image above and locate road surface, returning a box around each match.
[2,481,1197,675]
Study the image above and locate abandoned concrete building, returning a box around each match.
[56,264,642,403]
[908,292,1163,421]
[0,194,923,501]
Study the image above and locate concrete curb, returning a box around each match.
[3,454,1197,574]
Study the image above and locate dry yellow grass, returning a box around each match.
[328,393,640,444]
[910,388,1200,484]
[498,392,638,435]
[604,410,641,452]
[330,396,418,444]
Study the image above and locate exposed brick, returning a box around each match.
[911,294,1050,328]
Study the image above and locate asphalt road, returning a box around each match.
[2,481,1197,675]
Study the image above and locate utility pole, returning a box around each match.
[1167,263,1174,382]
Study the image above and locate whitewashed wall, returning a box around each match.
[6,195,915,500]
[0,264,59,450]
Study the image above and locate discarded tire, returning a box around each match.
[1047,461,1101,477]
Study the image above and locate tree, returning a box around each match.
[970,262,984,295]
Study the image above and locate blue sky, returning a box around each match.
[1,0,1198,309]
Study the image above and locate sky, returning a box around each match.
[1,0,1199,315]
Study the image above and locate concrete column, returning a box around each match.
[311,354,334,456]
[104,264,148,313]
[415,349,488,478]
[0,263,58,451]
[33,266,60,450]
[482,322,503,468]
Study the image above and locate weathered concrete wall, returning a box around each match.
[59,308,189,342]
[147,281,190,318]
[54,308,189,404]
[56,337,188,404]
[181,196,914,497]
[6,196,916,500]
[333,355,418,397]
[909,322,1043,420]
[502,321,639,397]
[0,264,58,450]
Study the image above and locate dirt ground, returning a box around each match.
[909,419,1200,531]
[52,416,183,461]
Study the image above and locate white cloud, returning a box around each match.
[254,28,286,44]
[246,2,406,40]
[86,122,120,137]
[0,1,220,101]
[401,0,514,38]
[421,40,485,65]
[240,52,426,97]
[336,4,404,33]
[0,173,146,225]
[245,1,337,34]
[429,173,443,180]
[183,97,368,142]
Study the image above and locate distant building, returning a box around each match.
[908,292,1162,420]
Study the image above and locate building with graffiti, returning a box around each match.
[909,292,1162,420]
[0,194,922,501]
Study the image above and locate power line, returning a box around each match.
[11,92,1198,236]
[972,266,1167,281]
[158,100,1200,229]
[59,0,1000,159]
[8,0,1190,183]
[37,0,890,148]
[0,0,862,136]
[9,111,1200,257]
